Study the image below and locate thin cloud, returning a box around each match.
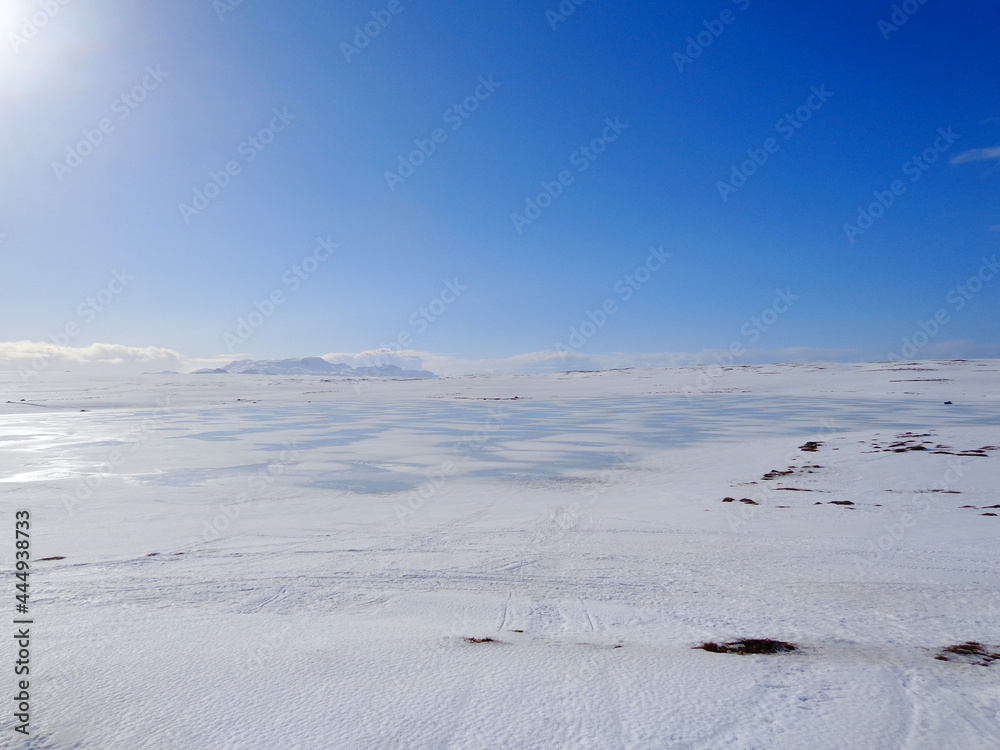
[950,146,1000,165]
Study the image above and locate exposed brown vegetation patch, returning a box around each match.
[934,642,1000,666]
[453,396,523,401]
[696,639,797,655]
[762,469,794,480]
[865,433,997,458]
[798,441,823,452]
[761,462,822,481]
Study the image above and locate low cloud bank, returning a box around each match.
[0,341,184,376]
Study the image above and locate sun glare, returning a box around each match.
[0,0,77,97]
[1,0,42,52]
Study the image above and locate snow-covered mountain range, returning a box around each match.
[191,356,435,378]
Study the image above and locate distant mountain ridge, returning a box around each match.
[191,357,435,378]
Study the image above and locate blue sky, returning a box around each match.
[1,0,998,375]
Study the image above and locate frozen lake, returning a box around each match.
[1,394,995,494]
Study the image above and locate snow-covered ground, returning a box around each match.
[2,360,999,749]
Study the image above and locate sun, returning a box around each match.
[0,0,78,98]
[0,1,36,52]
[8,2,82,55]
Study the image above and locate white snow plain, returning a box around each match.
[2,360,999,750]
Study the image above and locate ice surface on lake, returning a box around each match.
[1,395,995,493]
